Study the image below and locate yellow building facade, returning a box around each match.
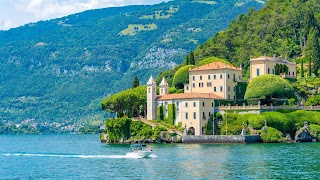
[250,56,296,80]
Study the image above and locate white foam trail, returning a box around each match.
[0,153,153,159]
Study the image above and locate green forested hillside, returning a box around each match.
[0,0,266,123]
[190,0,320,78]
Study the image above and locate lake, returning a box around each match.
[0,134,319,179]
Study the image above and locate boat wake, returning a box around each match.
[0,153,157,159]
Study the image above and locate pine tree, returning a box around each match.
[132,76,139,88]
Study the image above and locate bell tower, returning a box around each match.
[147,76,157,120]
[159,77,168,95]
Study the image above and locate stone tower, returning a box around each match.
[147,76,157,120]
[159,77,168,95]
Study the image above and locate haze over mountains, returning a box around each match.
[0,0,266,123]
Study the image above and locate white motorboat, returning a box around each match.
[126,144,153,158]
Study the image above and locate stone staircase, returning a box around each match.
[132,117,183,136]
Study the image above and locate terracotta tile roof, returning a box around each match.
[189,62,241,71]
[250,56,296,65]
[157,92,223,100]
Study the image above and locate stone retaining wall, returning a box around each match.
[182,135,260,143]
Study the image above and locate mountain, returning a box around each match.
[191,0,320,78]
[0,0,266,123]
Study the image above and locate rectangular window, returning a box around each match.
[268,68,270,74]
[228,86,230,91]
[233,86,236,92]
[257,68,260,76]
[214,87,216,92]
[185,102,188,107]
[193,112,196,119]
[193,102,196,107]
[228,95,230,99]
[186,112,188,119]
[220,74,223,79]
[272,69,275,74]
[200,75,202,80]
[207,82,212,87]
[202,102,205,107]
[227,74,230,79]
[214,75,216,79]
[192,83,195,88]
[208,75,210,80]
[199,83,204,88]
[192,76,195,80]
[220,86,223,92]
[212,103,214,107]
[186,86,189,90]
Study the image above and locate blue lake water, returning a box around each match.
[0,134,319,179]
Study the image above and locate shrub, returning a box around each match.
[197,57,233,66]
[309,124,320,139]
[172,65,196,89]
[305,97,317,106]
[244,74,295,100]
[260,127,284,143]
[247,114,266,129]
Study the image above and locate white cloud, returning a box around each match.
[0,0,170,30]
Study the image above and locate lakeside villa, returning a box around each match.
[147,56,296,135]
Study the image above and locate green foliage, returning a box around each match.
[261,127,284,143]
[309,124,320,139]
[172,65,196,89]
[100,86,146,118]
[157,106,164,120]
[105,118,131,143]
[304,27,320,75]
[244,74,295,100]
[0,123,40,134]
[192,0,320,77]
[306,95,320,106]
[167,104,176,125]
[132,76,140,88]
[153,126,168,139]
[130,121,153,140]
[247,114,266,129]
[197,56,233,66]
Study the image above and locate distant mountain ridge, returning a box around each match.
[0,0,266,123]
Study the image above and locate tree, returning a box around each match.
[301,59,304,78]
[305,28,320,75]
[244,74,295,100]
[132,76,140,88]
[189,51,195,65]
[172,65,196,89]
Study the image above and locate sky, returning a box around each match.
[0,0,170,30]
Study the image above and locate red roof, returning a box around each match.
[189,62,241,71]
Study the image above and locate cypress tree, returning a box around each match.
[132,76,139,88]
[305,28,320,75]
[189,51,195,65]
[301,59,304,78]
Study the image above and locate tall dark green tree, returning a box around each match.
[305,28,320,75]
[185,55,190,65]
[301,59,304,78]
[189,51,195,65]
[132,76,140,88]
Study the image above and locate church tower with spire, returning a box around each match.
[147,75,157,120]
[159,77,168,95]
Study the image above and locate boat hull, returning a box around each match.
[126,150,152,158]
